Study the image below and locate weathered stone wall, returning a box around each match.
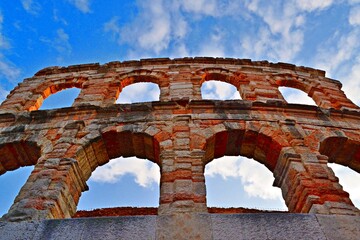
[1,214,360,240]
[0,57,360,238]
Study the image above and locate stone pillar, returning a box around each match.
[2,122,88,221]
[156,115,211,239]
[156,150,212,239]
[158,150,207,215]
[2,158,87,221]
[158,115,207,215]
[238,74,285,102]
[73,75,118,107]
[273,147,359,215]
[168,66,196,101]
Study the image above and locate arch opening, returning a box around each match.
[319,136,360,173]
[201,80,241,100]
[319,136,360,209]
[279,87,316,106]
[0,140,41,217]
[0,141,41,174]
[74,129,161,217]
[205,156,287,211]
[39,87,81,110]
[77,156,160,214]
[116,82,160,104]
[327,163,360,208]
[203,128,288,211]
[204,129,284,171]
[0,166,33,217]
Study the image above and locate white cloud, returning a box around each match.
[0,86,9,104]
[90,157,160,188]
[198,29,226,57]
[205,156,283,200]
[342,57,360,105]
[21,0,41,15]
[349,6,360,26]
[328,163,360,207]
[296,0,333,12]
[180,0,217,16]
[0,14,21,82]
[0,55,21,82]
[138,15,171,53]
[104,17,121,40]
[240,1,306,62]
[53,9,68,25]
[67,0,91,13]
[116,0,173,54]
[206,156,240,179]
[0,13,10,49]
[169,42,189,58]
[117,82,160,104]
[54,29,72,55]
[40,29,72,62]
[104,0,242,56]
[201,81,241,100]
[348,0,360,4]
[314,29,360,76]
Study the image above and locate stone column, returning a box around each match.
[168,66,196,101]
[273,147,359,215]
[73,75,118,107]
[238,74,285,102]
[158,115,207,215]
[156,116,212,239]
[2,122,88,221]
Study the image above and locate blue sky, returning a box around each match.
[1,0,360,216]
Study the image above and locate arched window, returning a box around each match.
[39,88,81,110]
[0,166,33,216]
[205,156,287,211]
[279,87,316,105]
[201,81,241,100]
[117,83,160,104]
[77,157,160,213]
[328,163,360,208]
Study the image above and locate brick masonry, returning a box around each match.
[0,57,360,238]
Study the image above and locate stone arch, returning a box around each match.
[319,135,360,173]
[275,73,310,93]
[0,138,42,175]
[116,69,168,102]
[200,121,289,211]
[67,124,166,215]
[274,73,322,106]
[196,68,245,101]
[197,68,240,88]
[202,122,289,171]
[25,75,87,111]
[74,124,165,181]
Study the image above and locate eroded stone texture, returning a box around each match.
[0,57,359,229]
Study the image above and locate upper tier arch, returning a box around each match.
[0,57,357,112]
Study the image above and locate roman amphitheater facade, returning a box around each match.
[0,57,359,239]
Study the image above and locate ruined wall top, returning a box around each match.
[0,57,357,113]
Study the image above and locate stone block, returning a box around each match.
[316,215,360,240]
[157,213,212,240]
[33,216,156,240]
[212,213,326,240]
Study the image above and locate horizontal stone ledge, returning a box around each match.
[1,100,360,126]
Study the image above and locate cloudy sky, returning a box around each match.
[1,0,360,215]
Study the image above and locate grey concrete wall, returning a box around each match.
[1,214,359,240]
